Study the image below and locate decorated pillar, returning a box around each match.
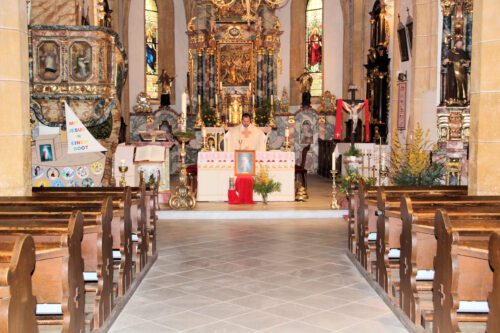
[267,49,275,98]
[468,0,500,195]
[208,49,216,106]
[0,0,30,196]
[256,48,265,107]
[197,48,204,102]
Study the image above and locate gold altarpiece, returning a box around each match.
[187,2,282,127]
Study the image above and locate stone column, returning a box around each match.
[408,0,439,129]
[0,0,31,196]
[468,0,500,195]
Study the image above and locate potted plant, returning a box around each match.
[253,165,281,204]
[389,124,445,186]
[343,145,363,170]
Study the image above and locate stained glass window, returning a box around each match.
[145,0,159,99]
[306,0,323,97]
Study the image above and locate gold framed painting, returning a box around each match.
[218,42,253,87]
[234,150,256,177]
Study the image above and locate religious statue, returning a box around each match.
[308,27,322,71]
[157,70,175,106]
[228,91,243,125]
[296,68,313,107]
[443,39,470,106]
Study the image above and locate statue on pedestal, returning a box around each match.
[296,68,313,107]
[443,39,470,106]
[157,70,175,106]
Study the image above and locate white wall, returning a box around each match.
[323,0,344,98]
[128,0,145,112]
[173,1,188,114]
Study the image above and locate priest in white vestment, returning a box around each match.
[224,113,267,152]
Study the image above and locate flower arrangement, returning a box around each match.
[389,124,445,186]
[253,164,281,204]
[337,166,376,194]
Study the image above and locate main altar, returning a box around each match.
[187,1,283,127]
[197,151,295,202]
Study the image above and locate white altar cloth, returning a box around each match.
[197,151,295,202]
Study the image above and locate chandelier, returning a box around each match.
[211,0,289,23]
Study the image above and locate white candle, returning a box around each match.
[219,82,222,91]
[181,91,188,132]
[215,94,218,106]
[252,94,255,106]
[381,151,386,170]
[332,153,336,171]
[285,127,289,138]
[120,159,125,167]
[198,94,201,105]
[201,127,207,138]
[249,82,252,92]
[271,94,274,105]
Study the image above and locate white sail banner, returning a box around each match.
[65,102,107,154]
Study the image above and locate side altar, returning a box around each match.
[197,151,295,202]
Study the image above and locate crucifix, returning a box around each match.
[343,85,366,148]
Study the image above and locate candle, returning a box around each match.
[181,91,188,132]
[271,94,274,105]
[332,152,336,171]
[219,82,222,91]
[201,127,207,138]
[120,159,125,167]
[285,127,289,138]
[252,94,255,106]
[381,151,386,170]
[249,82,252,92]
[198,94,201,105]
[215,94,218,106]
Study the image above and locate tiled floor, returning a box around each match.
[109,219,408,332]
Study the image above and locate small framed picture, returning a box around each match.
[39,144,54,162]
[235,150,256,176]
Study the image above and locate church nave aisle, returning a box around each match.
[110,219,408,333]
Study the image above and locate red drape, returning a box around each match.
[228,176,255,204]
[333,98,371,143]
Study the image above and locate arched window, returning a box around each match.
[145,0,159,99]
[305,0,323,97]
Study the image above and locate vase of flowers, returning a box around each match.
[253,165,281,204]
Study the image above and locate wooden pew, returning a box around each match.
[432,209,500,333]
[0,189,133,297]
[0,235,38,333]
[0,212,86,333]
[0,199,113,330]
[33,185,155,265]
[358,187,467,286]
[397,197,500,326]
[487,231,500,333]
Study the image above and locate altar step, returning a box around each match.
[158,209,347,220]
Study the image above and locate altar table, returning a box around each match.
[197,151,295,202]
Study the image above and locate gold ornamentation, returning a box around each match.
[288,116,295,124]
[331,170,339,209]
[133,92,152,113]
[317,90,336,113]
[441,0,455,16]
[169,133,196,209]
[210,0,288,23]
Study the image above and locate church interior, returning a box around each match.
[1,0,500,332]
